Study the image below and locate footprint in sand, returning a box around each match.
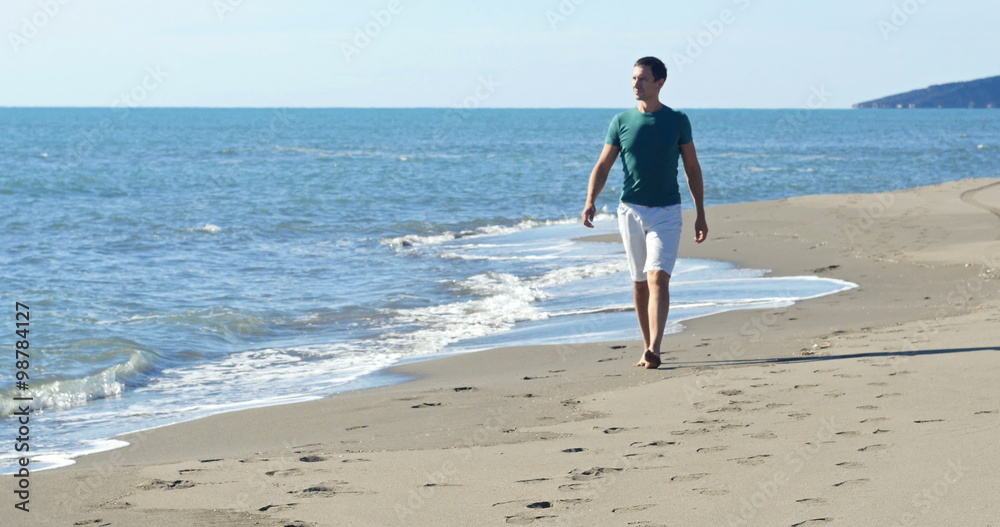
[411,402,442,408]
[873,429,891,434]
[504,513,558,524]
[836,461,864,469]
[558,483,588,491]
[695,487,730,496]
[453,386,476,392]
[696,446,729,453]
[299,455,327,463]
[766,403,792,409]
[835,431,862,437]
[856,405,879,411]
[493,499,563,508]
[876,393,902,399]
[670,473,709,482]
[345,425,368,431]
[612,504,656,513]
[858,444,890,452]
[787,411,811,420]
[791,518,833,526]
[794,384,819,390]
[137,479,195,491]
[749,431,777,440]
[685,418,723,424]
[630,441,677,448]
[289,482,353,497]
[603,427,631,434]
[516,478,551,484]
[730,455,772,466]
[257,503,297,513]
[832,478,870,488]
[569,467,623,481]
[860,417,890,424]
[562,448,587,453]
[914,419,944,424]
[623,453,664,461]
[671,428,711,436]
[718,389,743,396]
[265,468,302,477]
[795,498,828,505]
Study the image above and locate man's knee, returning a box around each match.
[647,270,671,287]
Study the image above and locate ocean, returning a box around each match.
[2,108,997,472]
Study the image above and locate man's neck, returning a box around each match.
[636,99,664,113]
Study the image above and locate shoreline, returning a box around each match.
[25,178,1000,526]
[20,260,855,476]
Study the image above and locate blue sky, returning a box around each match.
[2,0,997,108]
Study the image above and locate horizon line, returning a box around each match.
[1,105,881,111]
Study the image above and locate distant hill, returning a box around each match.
[854,75,1000,109]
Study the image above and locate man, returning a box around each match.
[581,56,708,369]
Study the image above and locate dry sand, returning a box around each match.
[20,178,1000,526]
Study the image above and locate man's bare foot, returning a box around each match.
[633,350,661,369]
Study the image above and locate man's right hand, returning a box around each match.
[582,203,596,228]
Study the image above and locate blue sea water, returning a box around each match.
[1,108,998,472]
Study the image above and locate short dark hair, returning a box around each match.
[634,56,667,82]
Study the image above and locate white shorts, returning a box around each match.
[618,202,682,282]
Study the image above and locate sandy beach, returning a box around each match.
[22,178,1000,526]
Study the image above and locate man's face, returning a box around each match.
[632,66,663,101]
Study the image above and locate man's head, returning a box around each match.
[633,56,666,102]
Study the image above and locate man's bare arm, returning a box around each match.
[582,143,620,228]
[680,141,708,243]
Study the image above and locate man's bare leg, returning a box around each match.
[635,270,670,368]
[631,281,651,366]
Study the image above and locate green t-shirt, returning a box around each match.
[605,106,693,207]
